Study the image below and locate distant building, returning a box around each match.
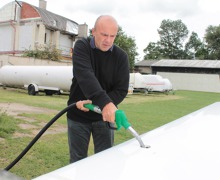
[135,59,220,93]
[151,59,220,74]
[134,60,159,74]
[0,0,88,59]
[152,59,220,93]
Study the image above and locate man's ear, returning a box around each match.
[91,28,95,36]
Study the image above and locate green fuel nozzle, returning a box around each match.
[115,110,131,130]
[84,104,102,114]
[84,104,130,130]
[83,103,150,148]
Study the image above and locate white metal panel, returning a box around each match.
[33,102,220,180]
[0,25,13,51]
[59,33,72,56]
[18,25,34,51]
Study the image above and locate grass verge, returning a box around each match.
[1,87,220,179]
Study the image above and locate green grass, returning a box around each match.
[1,87,220,179]
[0,113,18,138]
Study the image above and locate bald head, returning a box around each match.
[94,15,118,30]
[92,15,118,51]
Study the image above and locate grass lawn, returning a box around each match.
[0,87,220,179]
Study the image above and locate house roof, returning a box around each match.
[152,60,220,69]
[32,5,78,34]
[135,60,159,66]
[12,1,78,35]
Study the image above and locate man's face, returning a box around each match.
[92,21,118,52]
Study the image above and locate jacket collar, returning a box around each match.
[90,37,114,51]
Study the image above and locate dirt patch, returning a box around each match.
[0,103,67,138]
[0,103,57,116]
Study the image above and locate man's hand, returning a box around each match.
[102,102,117,123]
[76,100,92,112]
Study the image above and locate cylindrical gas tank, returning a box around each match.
[0,65,73,93]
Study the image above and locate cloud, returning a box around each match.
[138,0,201,18]
[1,0,220,60]
[63,0,119,15]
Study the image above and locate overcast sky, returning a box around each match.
[1,0,220,60]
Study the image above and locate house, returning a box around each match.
[0,0,88,58]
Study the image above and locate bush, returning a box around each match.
[23,44,62,61]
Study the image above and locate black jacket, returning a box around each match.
[67,37,129,123]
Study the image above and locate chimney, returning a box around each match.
[78,23,88,38]
[39,0,47,10]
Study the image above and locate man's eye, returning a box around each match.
[100,33,116,38]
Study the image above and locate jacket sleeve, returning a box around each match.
[72,39,112,110]
[107,52,129,105]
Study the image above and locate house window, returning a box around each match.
[44,33,47,44]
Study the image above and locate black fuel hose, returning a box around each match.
[4,103,76,171]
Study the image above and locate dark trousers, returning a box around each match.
[67,118,114,163]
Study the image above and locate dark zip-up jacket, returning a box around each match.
[67,37,129,123]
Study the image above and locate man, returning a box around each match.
[67,15,130,163]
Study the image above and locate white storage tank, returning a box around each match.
[129,73,146,89]
[142,74,173,92]
[0,65,73,95]
[129,73,173,93]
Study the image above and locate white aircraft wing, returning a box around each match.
[33,102,220,180]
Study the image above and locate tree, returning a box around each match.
[114,27,138,71]
[143,42,161,60]
[205,25,220,59]
[158,19,189,59]
[144,19,189,60]
[143,19,220,60]
[184,32,209,59]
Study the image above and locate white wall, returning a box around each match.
[0,55,72,67]
[0,25,13,51]
[158,72,220,93]
[59,33,72,56]
[19,24,34,50]
[0,2,17,21]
